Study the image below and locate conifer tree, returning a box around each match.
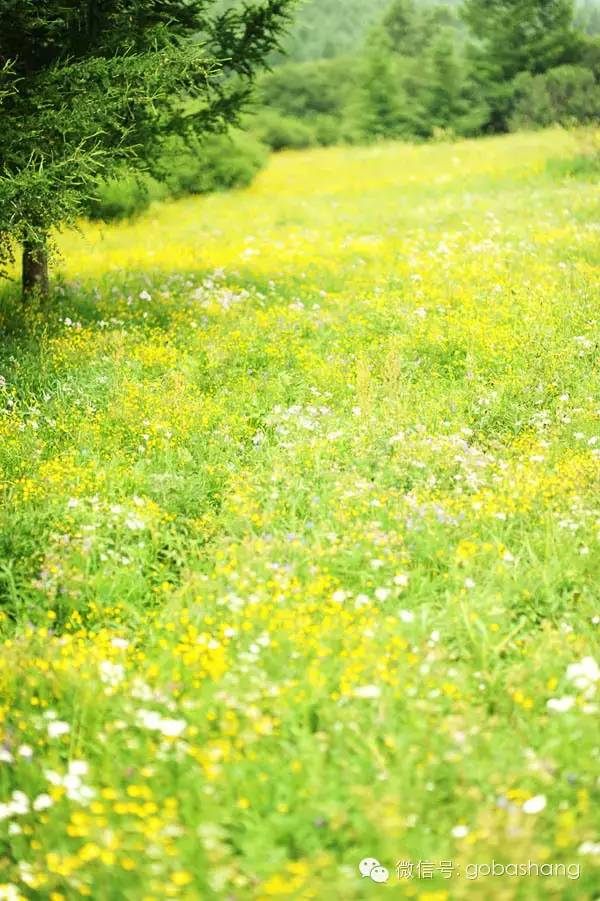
[0,1,293,297]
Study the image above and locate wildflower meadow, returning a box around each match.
[1,128,599,899]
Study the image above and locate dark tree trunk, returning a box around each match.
[22,239,49,300]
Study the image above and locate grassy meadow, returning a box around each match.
[1,128,600,899]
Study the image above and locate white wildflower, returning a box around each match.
[99,661,125,687]
[547,696,575,713]
[522,795,546,815]
[159,719,187,738]
[110,637,130,649]
[68,760,89,778]
[353,685,381,699]
[33,794,53,812]
[578,841,600,856]
[47,720,70,739]
[566,657,599,697]
[10,792,29,815]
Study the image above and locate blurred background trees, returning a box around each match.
[246,0,600,150]
[5,0,596,243]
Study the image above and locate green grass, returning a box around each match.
[0,128,599,899]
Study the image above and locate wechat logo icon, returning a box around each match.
[359,858,390,883]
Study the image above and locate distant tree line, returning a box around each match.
[248,0,600,149]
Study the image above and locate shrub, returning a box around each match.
[250,57,360,149]
[151,131,268,198]
[510,65,600,130]
[258,57,356,119]
[87,173,166,222]
[249,110,319,151]
[88,131,268,221]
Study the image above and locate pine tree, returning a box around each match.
[355,28,404,139]
[0,1,293,298]
[427,30,465,132]
[462,0,584,129]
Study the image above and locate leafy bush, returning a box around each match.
[152,131,268,198]
[249,57,360,150]
[510,65,600,130]
[258,57,357,119]
[88,131,268,221]
[249,110,319,151]
[87,173,166,222]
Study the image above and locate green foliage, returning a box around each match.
[463,0,584,129]
[580,32,600,75]
[87,132,268,221]
[272,0,391,61]
[249,110,320,150]
[254,0,597,148]
[353,2,485,142]
[249,56,359,148]
[86,174,167,223]
[511,64,600,129]
[154,132,269,198]
[576,0,600,33]
[463,0,580,77]
[0,0,294,280]
[426,29,466,129]
[353,28,424,140]
[258,57,355,119]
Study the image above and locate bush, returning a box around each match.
[249,110,319,151]
[258,57,357,119]
[152,131,268,198]
[87,131,268,221]
[87,173,166,222]
[249,56,360,150]
[510,65,600,130]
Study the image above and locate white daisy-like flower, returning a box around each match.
[159,719,187,738]
[566,657,599,697]
[578,841,600,856]
[9,792,29,816]
[111,637,130,649]
[47,720,70,739]
[99,661,125,687]
[547,696,575,713]
[522,795,546,815]
[353,685,381,699]
[33,794,53,812]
